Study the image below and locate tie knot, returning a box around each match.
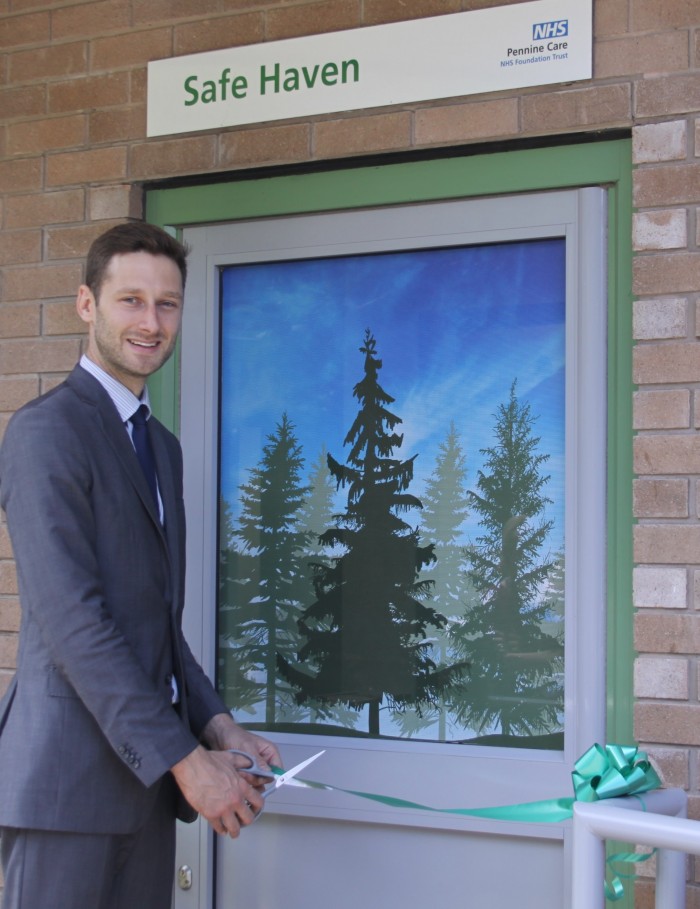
[131,403,149,426]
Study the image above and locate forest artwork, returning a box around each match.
[217,239,566,747]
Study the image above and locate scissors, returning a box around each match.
[228,749,325,802]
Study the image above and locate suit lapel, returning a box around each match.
[150,423,180,559]
[67,365,165,534]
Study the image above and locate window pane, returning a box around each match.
[217,238,565,748]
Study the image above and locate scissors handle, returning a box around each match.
[227,749,275,781]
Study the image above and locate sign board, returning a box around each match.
[147,0,591,139]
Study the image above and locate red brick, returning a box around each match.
[130,67,148,105]
[315,113,411,158]
[634,342,700,384]
[0,672,13,702]
[364,0,460,25]
[52,0,131,40]
[0,525,12,560]
[0,83,46,119]
[416,99,519,146]
[0,229,41,267]
[219,124,311,169]
[48,72,130,115]
[89,107,147,145]
[633,121,687,164]
[40,373,73,395]
[636,73,700,118]
[635,704,700,746]
[0,11,50,50]
[634,253,700,296]
[0,303,40,339]
[46,222,118,262]
[173,13,264,55]
[460,0,534,6]
[9,41,87,83]
[0,338,82,375]
[0,599,20,634]
[0,157,42,194]
[4,189,84,230]
[88,184,142,222]
[631,0,700,30]
[7,115,86,157]
[595,32,688,79]
[594,0,630,37]
[129,136,216,179]
[90,28,173,72]
[3,263,83,303]
[46,146,127,187]
[43,301,85,337]
[634,524,700,564]
[634,389,690,428]
[267,0,361,39]
[0,376,39,412]
[644,747,689,789]
[0,634,18,670]
[634,435,700,475]
[521,84,631,134]
[634,163,700,208]
[633,478,689,518]
[132,0,222,26]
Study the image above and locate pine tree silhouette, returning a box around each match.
[396,422,474,738]
[292,448,359,729]
[278,330,455,735]
[218,498,263,712]
[219,414,311,724]
[451,381,563,741]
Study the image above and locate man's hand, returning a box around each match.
[171,714,282,837]
[171,745,263,838]
[200,713,282,790]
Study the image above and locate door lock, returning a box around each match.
[178,864,193,890]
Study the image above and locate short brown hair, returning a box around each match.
[85,222,188,298]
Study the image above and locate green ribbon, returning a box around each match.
[274,742,662,901]
[276,741,660,823]
[572,743,661,803]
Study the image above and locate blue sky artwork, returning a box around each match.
[219,237,566,552]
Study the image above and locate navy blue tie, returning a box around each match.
[130,404,158,507]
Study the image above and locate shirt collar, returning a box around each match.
[80,354,152,423]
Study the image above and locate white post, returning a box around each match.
[571,789,692,909]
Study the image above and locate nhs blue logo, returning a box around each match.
[532,20,569,40]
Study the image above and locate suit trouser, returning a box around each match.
[0,778,176,909]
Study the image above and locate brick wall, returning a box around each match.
[1,0,699,903]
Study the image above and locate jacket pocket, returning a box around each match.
[47,665,79,699]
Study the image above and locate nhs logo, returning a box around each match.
[532,20,569,40]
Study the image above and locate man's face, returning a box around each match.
[77,251,184,396]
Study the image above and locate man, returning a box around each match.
[0,223,281,909]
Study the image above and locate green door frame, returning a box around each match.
[145,140,634,882]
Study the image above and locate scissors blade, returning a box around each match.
[264,750,325,798]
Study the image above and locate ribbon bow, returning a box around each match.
[572,743,661,803]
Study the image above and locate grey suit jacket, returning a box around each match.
[0,364,227,834]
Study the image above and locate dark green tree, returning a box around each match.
[278,330,455,735]
[219,414,311,724]
[287,448,359,730]
[452,381,563,740]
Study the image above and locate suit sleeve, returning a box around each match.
[0,402,201,789]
